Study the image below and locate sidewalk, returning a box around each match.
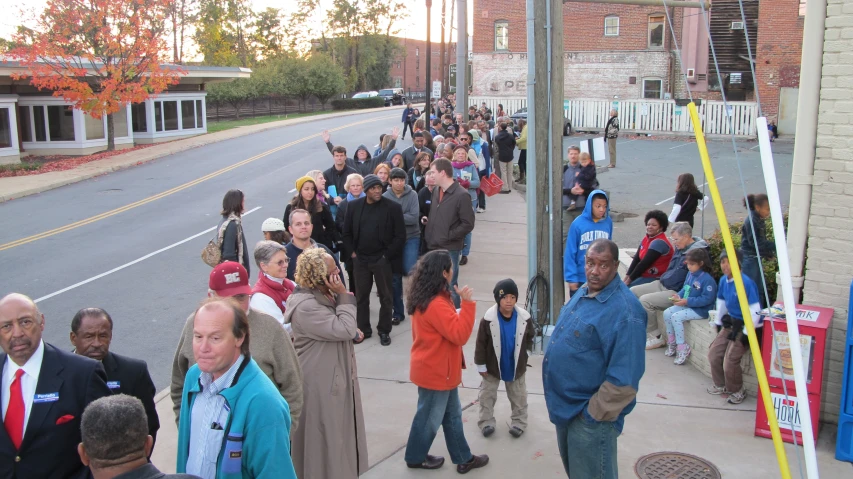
[0,105,404,203]
[151,190,851,477]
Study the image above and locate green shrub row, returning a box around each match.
[330,97,385,110]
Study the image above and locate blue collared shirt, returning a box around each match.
[186,355,245,479]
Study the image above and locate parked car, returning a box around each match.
[379,88,406,106]
[352,91,379,99]
[510,107,573,136]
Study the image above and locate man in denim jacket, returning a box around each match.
[543,239,646,479]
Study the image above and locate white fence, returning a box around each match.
[471,96,758,137]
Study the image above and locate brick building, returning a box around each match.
[801,0,853,425]
[389,37,456,96]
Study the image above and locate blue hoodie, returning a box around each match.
[678,270,717,317]
[564,190,613,283]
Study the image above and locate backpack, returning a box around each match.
[201,215,243,267]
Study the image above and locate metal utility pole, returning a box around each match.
[440,0,447,97]
[527,0,565,321]
[455,0,467,119]
[426,0,432,110]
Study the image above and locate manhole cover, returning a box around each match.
[635,452,721,479]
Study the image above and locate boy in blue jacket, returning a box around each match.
[563,190,612,298]
[662,248,717,365]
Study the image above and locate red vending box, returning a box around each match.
[755,303,834,444]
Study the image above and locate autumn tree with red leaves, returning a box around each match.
[10,0,183,150]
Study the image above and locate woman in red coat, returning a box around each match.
[403,250,489,474]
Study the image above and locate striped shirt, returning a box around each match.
[186,355,244,479]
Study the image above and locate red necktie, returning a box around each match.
[4,369,24,449]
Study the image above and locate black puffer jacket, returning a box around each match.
[494,129,517,163]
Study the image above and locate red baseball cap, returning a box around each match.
[209,262,252,297]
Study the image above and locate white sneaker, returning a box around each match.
[476,207,485,213]
[645,334,665,350]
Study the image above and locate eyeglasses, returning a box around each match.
[264,259,288,267]
[459,137,469,141]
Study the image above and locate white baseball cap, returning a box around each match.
[261,218,286,232]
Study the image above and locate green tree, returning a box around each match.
[307,54,346,109]
[194,0,237,65]
[253,7,284,60]
[206,78,258,119]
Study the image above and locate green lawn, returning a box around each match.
[206,110,342,133]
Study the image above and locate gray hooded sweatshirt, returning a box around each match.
[383,185,421,239]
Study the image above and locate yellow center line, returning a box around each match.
[0,114,397,252]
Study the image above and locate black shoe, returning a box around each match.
[379,333,391,346]
[499,190,511,194]
[459,256,468,266]
[407,454,445,469]
[509,426,524,438]
[391,317,402,326]
[481,425,495,437]
[354,331,372,344]
[457,454,489,474]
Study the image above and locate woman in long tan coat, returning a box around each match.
[284,247,368,479]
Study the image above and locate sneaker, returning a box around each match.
[727,389,747,404]
[674,344,691,365]
[645,334,665,350]
[476,207,485,213]
[391,317,402,326]
[567,202,576,211]
[509,426,524,438]
[460,255,468,266]
[664,343,677,357]
[707,385,727,395]
[481,425,495,437]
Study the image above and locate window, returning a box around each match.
[131,103,147,133]
[85,113,105,140]
[648,15,665,48]
[0,108,10,148]
[18,106,32,142]
[196,100,204,129]
[393,76,403,88]
[47,106,75,141]
[154,101,163,132]
[181,100,196,129]
[799,0,806,17]
[604,16,619,36]
[643,79,663,99]
[113,109,129,137]
[33,106,47,142]
[163,101,179,131]
[495,21,509,51]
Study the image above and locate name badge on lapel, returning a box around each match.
[107,381,121,390]
[34,392,60,403]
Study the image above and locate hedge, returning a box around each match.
[330,97,385,110]
[703,214,786,302]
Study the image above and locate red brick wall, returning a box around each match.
[390,38,455,93]
[755,0,804,122]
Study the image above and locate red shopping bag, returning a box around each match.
[479,173,504,197]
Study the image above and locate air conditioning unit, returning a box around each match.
[731,21,744,29]
[687,68,696,79]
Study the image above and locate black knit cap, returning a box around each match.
[390,167,407,180]
[362,174,382,191]
[493,278,519,304]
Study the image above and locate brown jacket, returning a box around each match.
[170,308,304,430]
[284,287,368,479]
[425,181,476,251]
[474,305,535,381]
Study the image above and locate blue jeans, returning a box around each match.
[448,249,461,308]
[392,237,421,319]
[462,232,473,257]
[556,413,620,479]
[405,387,473,465]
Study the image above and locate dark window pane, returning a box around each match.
[181,100,195,129]
[643,80,662,99]
[131,103,147,133]
[18,106,31,142]
[33,106,46,142]
[155,102,163,132]
[649,16,664,48]
[196,100,203,129]
[164,101,179,131]
[48,105,75,141]
[0,108,10,148]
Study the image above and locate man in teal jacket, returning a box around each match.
[177,299,296,479]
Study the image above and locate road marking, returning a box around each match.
[288,188,296,193]
[34,207,262,303]
[0,115,395,252]
[669,142,695,150]
[655,177,723,205]
[618,139,639,144]
[750,144,760,150]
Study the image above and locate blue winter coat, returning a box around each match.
[678,270,717,317]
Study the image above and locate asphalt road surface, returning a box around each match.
[0,109,794,389]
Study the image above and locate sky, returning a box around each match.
[1,0,472,56]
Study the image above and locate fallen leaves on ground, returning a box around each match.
[656,393,668,400]
[0,144,158,178]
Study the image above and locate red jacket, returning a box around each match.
[410,292,476,390]
[251,272,295,315]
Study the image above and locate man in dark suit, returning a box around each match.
[342,174,406,346]
[79,394,198,479]
[70,307,160,446]
[0,293,111,479]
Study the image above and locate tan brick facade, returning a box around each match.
[801,0,853,424]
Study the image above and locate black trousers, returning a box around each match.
[354,257,393,335]
[518,149,527,178]
[344,257,356,294]
[402,121,415,139]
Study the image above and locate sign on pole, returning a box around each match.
[432,81,442,98]
[449,63,457,85]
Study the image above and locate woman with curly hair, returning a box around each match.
[409,151,432,192]
[283,176,339,251]
[403,250,489,473]
[284,247,367,479]
[624,210,674,287]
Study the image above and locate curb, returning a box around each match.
[0,104,418,204]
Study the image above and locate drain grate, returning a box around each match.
[634,452,721,479]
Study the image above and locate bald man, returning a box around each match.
[0,293,111,479]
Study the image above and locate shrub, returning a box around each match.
[704,215,785,302]
[330,97,385,110]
